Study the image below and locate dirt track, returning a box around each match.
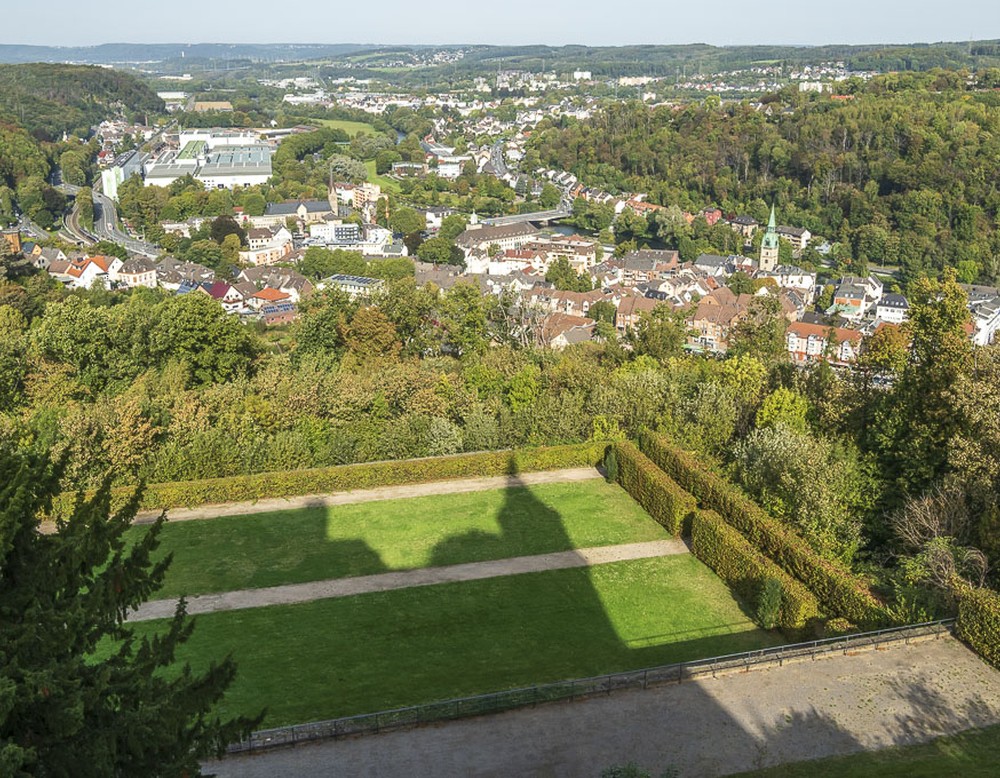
[133,467,604,524]
[128,538,689,621]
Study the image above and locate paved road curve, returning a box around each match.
[128,539,688,622]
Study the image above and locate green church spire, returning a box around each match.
[762,203,779,249]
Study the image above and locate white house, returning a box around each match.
[116,257,158,288]
[757,265,818,304]
[455,222,540,257]
[970,297,1000,346]
[786,321,863,364]
[874,293,909,325]
[239,226,293,266]
[49,255,123,289]
[317,274,384,299]
[310,221,362,245]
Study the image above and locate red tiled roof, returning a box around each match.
[252,288,291,302]
[787,321,862,343]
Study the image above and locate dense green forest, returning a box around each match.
[529,72,1000,283]
[0,64,167,227]
[0,64,164,141]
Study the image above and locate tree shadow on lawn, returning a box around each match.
[193,457,998,774]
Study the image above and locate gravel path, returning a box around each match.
[129,538,689,622]
[206,635,1000,778]
[132,467,604,525]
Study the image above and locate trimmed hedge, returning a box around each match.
[639,431,893,629]
[691,509,821,631]
[956,584,1000,669]
[58,443,609,515]
[613,442,696,536]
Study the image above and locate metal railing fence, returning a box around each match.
[227,619,955,754]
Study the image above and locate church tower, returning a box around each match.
[759,204,779,273]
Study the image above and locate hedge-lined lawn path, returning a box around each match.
[206,636,1000,778]
[129,538,688,622]
[137,478,668,599]
[132,467,602,525]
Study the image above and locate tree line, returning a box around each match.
[529,75,1000,284]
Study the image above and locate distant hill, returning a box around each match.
[0,64,165,141]
[0,43,375,66]
[4,41,1000,78]
[346,41,1000,80]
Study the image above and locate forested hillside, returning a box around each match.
[0,64,164,141]
[529,71,1000,283]
[0,65,164,227]
[0,124,50,190]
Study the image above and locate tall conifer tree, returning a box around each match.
[0,453,259,776]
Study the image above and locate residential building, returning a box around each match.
[255,200,335,228]
[970,297,1000,346]
[776,225,812,253]
[540,312,595,349]
[728,214,759,239]
[755,265,817,304]
[875,293,909,324]
[455,222,540,256]
[239,226,293,266]
[615,295,661,332]
[317,274,383,299]
[1,228,21,254]
[260,302,299,326]
[786,321,863,364]
[687,287,755,353]
[310,221,362,245]
[617,249,681,287]
[31,247,67,271]
[117,257,158,288]
[155,257,215,291]
[49,255,123,289]
[237,267,313,303]
[693,254,733,278]
[247,287,292,310]
[334,182,382,208]
[548,288,610,318]
[832,275,883,320]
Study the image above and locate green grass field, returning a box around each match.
[137,481,671,599]
[313,118,379,136]
[127,555,777,727]
[364,159,402,193]
[734,723,1000,777]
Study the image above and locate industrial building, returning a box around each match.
[143,130,274,189]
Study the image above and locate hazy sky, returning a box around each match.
[7,0,999,47]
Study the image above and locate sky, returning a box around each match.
[6,0,999,48]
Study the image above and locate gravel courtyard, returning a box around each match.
[207,635,1000,778]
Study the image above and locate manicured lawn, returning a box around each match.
[733,723,1000,777]
[314,118,379,136]
[364,159,401,193]
[126,555,777,727]
[137,481,671,599]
